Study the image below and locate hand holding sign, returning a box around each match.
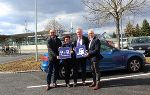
[84,50,89,57]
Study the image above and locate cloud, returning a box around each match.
[0,0,85,35]
[0,0,150,35]
[2,0,84,14]
[0,2,13,17]
[0,21,25,35]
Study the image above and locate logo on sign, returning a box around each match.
[77,48,85,56]
[75,45,86,58]
[59,47,71,59]
[60,50,70,56]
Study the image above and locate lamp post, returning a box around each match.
[120,15,123,49]
[70,19,73,33]
[70,16,74,33]
[35,0,38,61]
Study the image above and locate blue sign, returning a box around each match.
[58,47,71,59]
[75,45,86,58]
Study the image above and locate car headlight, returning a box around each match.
[128,47,133,49]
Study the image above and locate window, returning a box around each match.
[131,37,150,44]
[101,43,113,52]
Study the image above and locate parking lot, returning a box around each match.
[0,64,150,95]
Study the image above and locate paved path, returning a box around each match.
[0,65,150,95]
[0,54,34,64]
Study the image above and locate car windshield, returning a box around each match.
[101,40,116,52]
[131,37,150,43]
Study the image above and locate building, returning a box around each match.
[0,30,68,53]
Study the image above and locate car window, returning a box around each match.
[101,43,113,52]
[131,37,150,43]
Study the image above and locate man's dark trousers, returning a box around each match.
[73,58,86,83]
[90,61,101,83]
[47,58,59,85]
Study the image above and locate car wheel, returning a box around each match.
[127,58,141,72]
[59,65,73,79]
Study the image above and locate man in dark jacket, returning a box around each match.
[86,29,103,90]
[73,28,89,87]
[46,29,62,91]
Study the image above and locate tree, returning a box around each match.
[112,32,117,38]
[134,24,141,37]
[124,21,135,37]
[45,19,67,31]
[141,19,150,36]
[82,0,147,49]
[44,19,69,36]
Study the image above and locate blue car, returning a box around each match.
[41,40,146,78]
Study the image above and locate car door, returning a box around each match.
[100,43,123,71]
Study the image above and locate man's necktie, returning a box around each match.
[89,40,92,48]
[77,39,81,46]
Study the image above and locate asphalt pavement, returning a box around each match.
[0,53,34,64]
[0,64,150,95]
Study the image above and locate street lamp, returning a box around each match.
[70,16,74,33]
[70,19,73,33]
[120,15,123,49]
[35,0,38,61]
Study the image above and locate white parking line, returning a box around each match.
[27,72,150,89]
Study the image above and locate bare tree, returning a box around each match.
[44,18,70,37]
[45,19,67,31]
[82,0,148,49]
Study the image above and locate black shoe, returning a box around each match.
[73,83,77,87]
[46,85,51,91]
[66,84,71,88]
[92,84,100,90]
[53,83,57,88]
[92,82,100,90]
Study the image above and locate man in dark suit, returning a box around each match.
[86,29,103,90]
[73,28,89,87]
[46,29,62,91]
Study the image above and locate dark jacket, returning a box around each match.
[74,36,89,51]
[47,36,62,61]
[88,37,103,62]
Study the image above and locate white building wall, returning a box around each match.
[20,45,48,53]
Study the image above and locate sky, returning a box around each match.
[0,0,150,35]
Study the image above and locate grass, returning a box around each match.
[146,57,150,64]
[0,56,41,72]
